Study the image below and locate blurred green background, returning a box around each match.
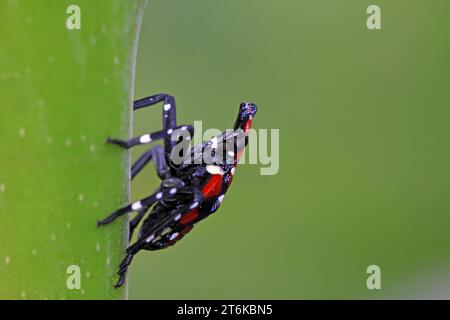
[129,0,450,299]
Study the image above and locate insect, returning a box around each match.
[97,93,257,288]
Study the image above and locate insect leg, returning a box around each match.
[114,253,134,288]
[148,224,194,251]
[126,189,204,254]
[131,145,170,180]
[97,188,166,226]
[128,176,188,240]
[133,93,170,110]
[133,93,177,155]
[128,208,147,241]
[107,125,193,149]
[112,189,203,289]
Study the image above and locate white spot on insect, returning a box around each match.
[145,234,155,243]
[89,144,96,153]
[96,243,100,252]
[78,194,84,202]
[174,214,181,221]
[156,192,163,199]
[181,126,188,130]
[86,271,91,278]
[131,201,142,211]
[231,167,236,175]
[167,128,173,135]
[113,56,120,65]
[163,103,171,111]
[0,183,5,192]
[169,188,177,195]
[227,151,235,157]
[19,127,26,138]
[32,249,37,256]
[218,195,225,203]
[206,165,224,175]
[210,137,218,149]
[139,134,152,144]
[65,139,72,147]
[185,136,191,141]
[5,256,10,265]
[190,202,199,209]
[169,233,179,241]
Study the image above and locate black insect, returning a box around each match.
[97,93,257,288]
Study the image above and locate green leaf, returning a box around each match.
[0,0,147,299]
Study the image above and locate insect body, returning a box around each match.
[97,93,257,288]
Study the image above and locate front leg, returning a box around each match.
[107,125,193,149]
[133,93,177,154]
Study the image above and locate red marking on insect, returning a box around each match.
[180,209,199,225]
[201,174,223,199]
[244,119,253,134]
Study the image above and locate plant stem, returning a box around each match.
[0,0,147,299]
